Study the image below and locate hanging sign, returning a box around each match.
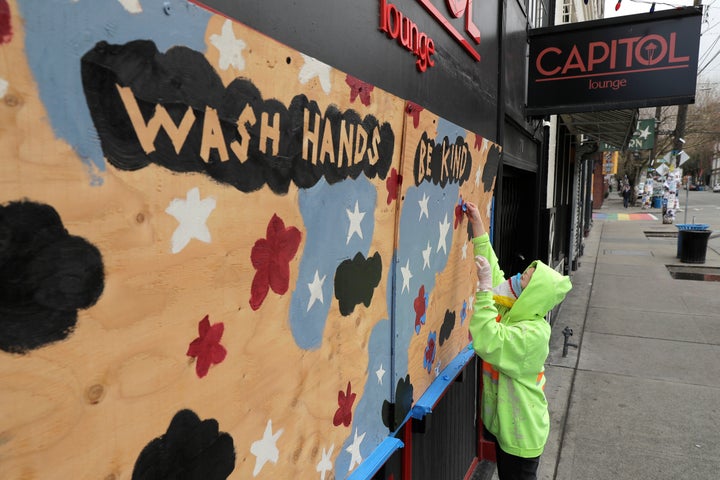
[527,7,702,115]
[600,118,655,151]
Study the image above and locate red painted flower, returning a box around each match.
[386,167,402,204]
[346,75,374,106]
[454,197,467,229]
[414,285,427,335]
[333,381,356,427]
[424,331,437,373]
[187,315,227,378]
[406,102,423,128]
[0,0,12,45]
[474,133,484,151]
[250,214,302,310]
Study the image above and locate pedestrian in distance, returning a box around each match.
[622,183,631,208]
[464,201,572,480]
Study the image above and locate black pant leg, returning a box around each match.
[495,445,540,480]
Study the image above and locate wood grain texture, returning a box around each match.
[0,2,497,478]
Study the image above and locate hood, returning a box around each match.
[504,260,572,324]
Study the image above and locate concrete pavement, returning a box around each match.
[542,193,720,479]
[474,192,720,479]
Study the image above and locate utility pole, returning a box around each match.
[675,0,703,167]
[674,104,687,168]
[650,106,661,164]
[674,0,701,223]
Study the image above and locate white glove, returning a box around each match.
[475,255,492,292]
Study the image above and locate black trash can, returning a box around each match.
[676,224,710,258]
[679,230,712,264]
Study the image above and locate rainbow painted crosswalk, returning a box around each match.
[592,212,659,221]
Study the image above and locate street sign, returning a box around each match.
[600,118,655,151]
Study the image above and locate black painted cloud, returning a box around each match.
[439,309,456,346]
[0,201,104,354]
[382,374,414,431]
[334,251,382,316]
[481,143,501,193]
[412,132,473,187]
[133,409,235,480]
[81,40,395,195]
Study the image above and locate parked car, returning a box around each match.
[713,183,720,193]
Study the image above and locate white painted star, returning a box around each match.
[637,125,651,140]
[481,137,490,155]
[117,0,142,13]
[435,360,443,377]
[475,165,482,186]
[165,187,216,254]
[346,428,366,472]
[375,364,386,385]
[346,200,365,244]
[316,444,334,480]
[461,242,468,259]
[250,419,283,477]
[0,77,8,100]
[437,213,451,254]
[422,241,432,270]
[299,54,332,94]
[307,270,326,312]
[418,193,430,220]
[401,258,413,294]
[210,20,247,71]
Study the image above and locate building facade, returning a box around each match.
[0,1,608,479]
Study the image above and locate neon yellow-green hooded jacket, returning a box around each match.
[470,233,572,458]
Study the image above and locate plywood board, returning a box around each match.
[0,2,409,479]
[391,105,499,420]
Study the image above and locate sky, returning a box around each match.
[603,0,720,83]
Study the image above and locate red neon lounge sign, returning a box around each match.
[416,0,481,61]
[380,0,437,72]
[379,0,482,72]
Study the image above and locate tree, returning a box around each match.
[616,83,720,196]
[627,86,720,186]
[681,86,720,184]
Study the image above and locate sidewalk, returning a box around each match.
[542,194,720,479]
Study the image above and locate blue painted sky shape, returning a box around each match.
[389,117,468,390]
[334,318,392,475]
[290,176,376,350]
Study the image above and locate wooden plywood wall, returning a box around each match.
[391,106,498,422]
[0,1,497,478]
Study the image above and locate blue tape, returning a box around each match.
[347,436,404,480]
[411,343,476,419]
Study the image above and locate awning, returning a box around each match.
[560,109,639,150]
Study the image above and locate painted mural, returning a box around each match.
[394,108,498,413]
[0,1,498,479]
